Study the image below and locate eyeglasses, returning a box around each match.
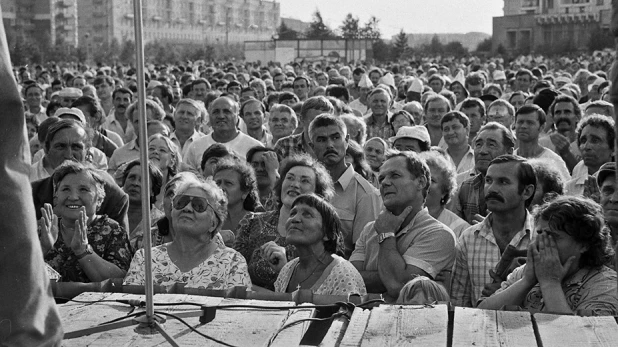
[172,195,215,214]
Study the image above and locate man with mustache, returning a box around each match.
[565,114,615,197]
[451,154,536,307]
[538,95,582,172]
[103,87,134,143]
[309,114,381,258]
[452,122,516,225]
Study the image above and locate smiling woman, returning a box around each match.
[43,162,132,283]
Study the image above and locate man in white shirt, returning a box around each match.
[184,96,263,172]
[170,98,206,159]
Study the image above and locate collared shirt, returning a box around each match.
[349,98,369,115]
[184,132,264,172]
[31,148,108,172]
[108,139,140,176]
[25,108,47,124]
[450,211,535,307]
[273,132,308,161]
[170,130,205,160]
[29,158,52,182]
[456,167,479,185]
[347,82,360,101]
[104,111,135,144]
[538,135,581,161]
[448,145,475,175]
[331,165,382,258]
[437,208,470,238]
[350,208,456,282]
[258,127,273,148]
[565,160,593,197]
[452,173,487,225]
[496,264,618,316]
[364,113,394,141]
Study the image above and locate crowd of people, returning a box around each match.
[19,51,618,315]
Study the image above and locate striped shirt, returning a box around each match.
[450,211,535,307]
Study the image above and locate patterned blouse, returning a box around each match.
[123,243,251,290]
[495,264,618,316]
[274,255,367,295]
[45,215,132,283]
[234,210,296,291]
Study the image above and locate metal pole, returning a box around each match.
[132,0,155,323]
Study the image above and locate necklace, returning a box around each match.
[292,261,321,290]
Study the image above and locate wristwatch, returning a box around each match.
[378,232,396,244]
[75,244,94,259]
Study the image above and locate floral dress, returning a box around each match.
[234,210,297,291]
[123,243,252,290]
[45,215,132,283]
[274,255,367,295]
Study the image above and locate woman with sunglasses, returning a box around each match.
[124,176,251,289]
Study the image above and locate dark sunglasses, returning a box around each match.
[172,195,215,214]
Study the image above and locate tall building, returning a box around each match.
[492,0,611,53]
[2,0,79,46]
[77,0,280,50]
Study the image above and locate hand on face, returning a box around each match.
[532,233,576,286]
[374,206,413,235]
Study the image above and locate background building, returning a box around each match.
[2,0,78,46]
[2,0,280,49]
[493,0,612,53]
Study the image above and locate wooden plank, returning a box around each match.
[60,292,303,346]
[318,315,349,347]
[534,313,618,347]
[339,308,371,347]
[270,303,316,347]
[360,304,448,346]
[452,307,537,347]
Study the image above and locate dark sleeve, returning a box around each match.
[97,169,130,233]
[233,213,256,263]
[0,11,63,344]
[96,131,119,158]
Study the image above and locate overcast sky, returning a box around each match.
[280,0,505,38]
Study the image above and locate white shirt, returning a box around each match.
[184,132,264,172]
[514,147,571,182]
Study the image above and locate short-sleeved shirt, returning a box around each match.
[448,145,475,175]
[170,130,205,160]
[273,132,309,161]
[453,173,487,225]
[274,255,367,295]
[495,264,618,316]
[331,165,382,258]
[514,147,571,182]
[437,208,471,238]
[350,208,457,280]
[45,215,132,283]
[233,210,297,291]
[123,243,252,290]
[450,211,535,307]
[104,111,135,144]
[108,139,140,176]
[184,132,263,171]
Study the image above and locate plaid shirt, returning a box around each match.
[453,173,487,225]
[364,114,394,141]
[450,211,535,307]
[273,132,309,161]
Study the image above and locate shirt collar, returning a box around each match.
[337,164,356,190]
[475,211,534,244]
[398,208,429,236]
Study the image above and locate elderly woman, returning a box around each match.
[148,133,182,210]
[120,159,164,251]
[420,150,470,237]
[234,154,334,291]
[213,158,263,246]
[124,176,251,289]
[273,194,366,295]
[40,162,131,282]
[390,110,415,135]
[479,196,618,316]
[154,172,198,245]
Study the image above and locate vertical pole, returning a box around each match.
[611,0,618,284]
[132,0,155,323]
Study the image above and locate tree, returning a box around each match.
[423,35,443,55]
[476,37,492,52]
[588,26,613,52]
[360,16,381,39]
[392,29,409,61]
[340,13,360,39]
[277,21,299,40]
[119,40,136,65]
[305,10,335,39]
[444,41,468,56]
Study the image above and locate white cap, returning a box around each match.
[359,73,373,88]
[407,78,423,93]
[389,125,430,144]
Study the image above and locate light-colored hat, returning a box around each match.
[407,78,423,93]
[453,70,465,86]
[54,107,86,124]
[493,70,506,81]
[555,76,572,85]
[58,87,83,98]
[359,73,373,88]
[379,73,395,88]
[389,125,430,144]
[589,78,605,92]
[147,80,162,89]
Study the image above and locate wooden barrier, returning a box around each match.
[58,293,618,346]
